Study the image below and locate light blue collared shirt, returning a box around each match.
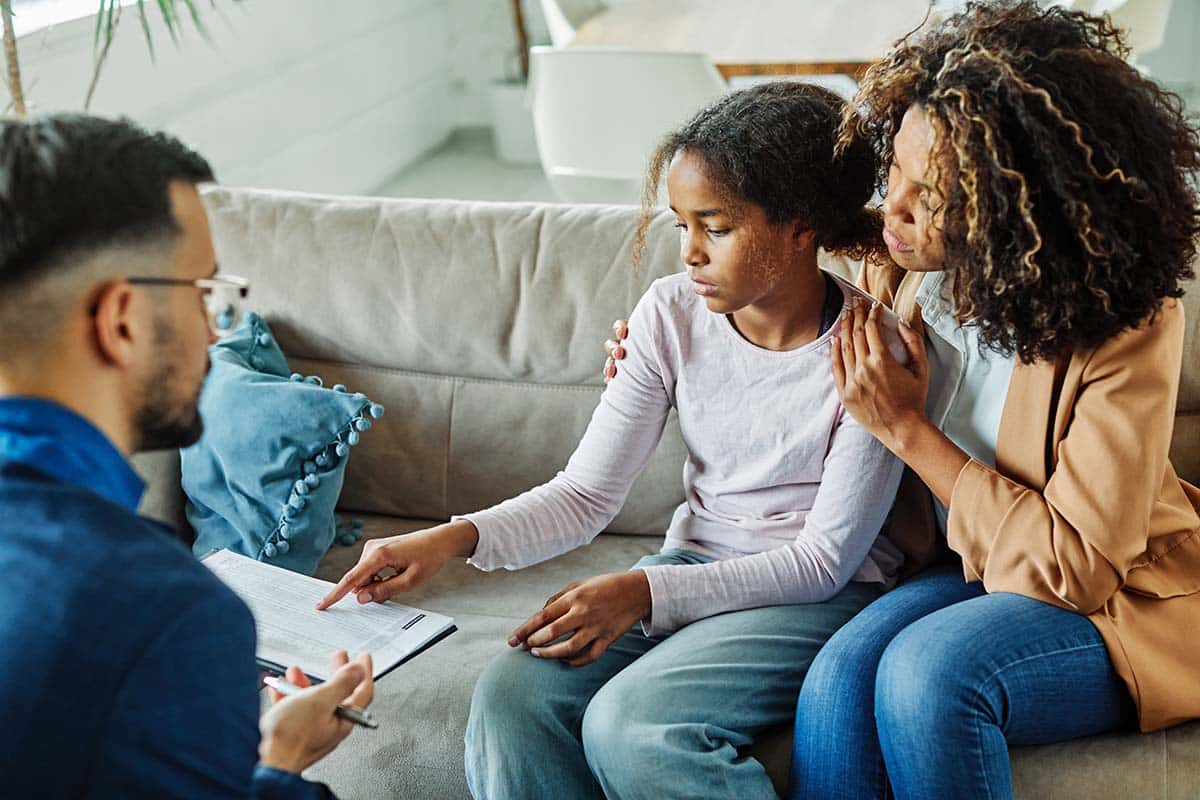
[916,271,1017,534]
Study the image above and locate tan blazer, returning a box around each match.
[860,260,1200,732]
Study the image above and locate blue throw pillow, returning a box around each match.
[182,312,383,574]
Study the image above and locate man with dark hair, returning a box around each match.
[0,113,373,798]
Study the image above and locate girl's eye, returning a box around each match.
[673,222,727,237]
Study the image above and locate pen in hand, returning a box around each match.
[263,676,379,730]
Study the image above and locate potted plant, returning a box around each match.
[1,0,25,115]
[488,0,540,164]
[2,0,234,116]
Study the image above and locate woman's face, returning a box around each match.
[666,150,806,315]
[882,105,947,272]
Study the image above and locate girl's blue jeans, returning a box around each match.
[464,549,880,800]
[789,564,1136,800]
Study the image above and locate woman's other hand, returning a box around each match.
[831,299,931,451]
[315,521,479,609]
[603,319,629,383]
[507,571,651,667]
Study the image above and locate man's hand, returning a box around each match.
[316,521,478,610]
[259,651,374,774]
[507,571,651,667]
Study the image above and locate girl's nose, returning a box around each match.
[681,237,707,267]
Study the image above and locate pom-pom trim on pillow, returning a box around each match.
[256,377,386,560]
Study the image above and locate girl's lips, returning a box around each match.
[691,280,717,297]
[883,227,914,253]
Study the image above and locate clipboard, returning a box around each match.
[202,549,457,684]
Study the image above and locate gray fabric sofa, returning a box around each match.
[135,186,1200,799]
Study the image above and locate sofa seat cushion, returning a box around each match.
[304,514,1200,799]
[314,516,664,619]
[306,515,660,798]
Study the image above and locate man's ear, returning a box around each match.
[91,281,141,368]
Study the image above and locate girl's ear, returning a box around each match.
[789,221,816,250]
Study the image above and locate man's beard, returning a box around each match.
[134,317,208,451]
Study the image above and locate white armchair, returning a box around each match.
[528,46,728,204]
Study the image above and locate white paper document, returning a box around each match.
[203,549,455,681]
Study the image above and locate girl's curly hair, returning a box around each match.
[634,81,889,269]
[843,0,1200,362]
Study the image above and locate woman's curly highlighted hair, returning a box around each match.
[634,81,889,270]
[844,0,1200,362]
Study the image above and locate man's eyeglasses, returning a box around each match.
[127,275,250,337]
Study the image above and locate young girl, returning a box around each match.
[318,82,905,799]
[611,4,1200,798]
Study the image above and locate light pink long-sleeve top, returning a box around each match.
[460,273,905,635]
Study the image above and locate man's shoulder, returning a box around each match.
[0,472,257,796]
[0,471,250,648]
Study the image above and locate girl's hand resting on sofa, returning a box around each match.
[602,319,629,384]
[315,521,480,609]
[507,570,651,667]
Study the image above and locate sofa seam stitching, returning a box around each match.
[445,377,458,520]
[288,355,606,394]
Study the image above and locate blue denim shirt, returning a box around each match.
[0,397,332,799]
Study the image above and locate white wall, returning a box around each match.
[8,0,459,196]
[1139,0,1200,108]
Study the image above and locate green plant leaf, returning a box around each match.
[180,0,212,45]
[92,0,120,55]
[155,0,181,45]
[92,1,104,51]
[135,0,156,61]
[92,0,235,67]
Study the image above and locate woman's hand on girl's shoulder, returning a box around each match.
[831,298,931,449]
[603,319,629,383]
[507,570,651,667]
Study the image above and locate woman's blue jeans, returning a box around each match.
[789,565,1135,800]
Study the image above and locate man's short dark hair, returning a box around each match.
[0,114,215,289]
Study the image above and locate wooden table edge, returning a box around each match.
[716,61,875,79]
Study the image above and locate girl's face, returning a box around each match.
[882,105,947,272]
[666,150,808,315]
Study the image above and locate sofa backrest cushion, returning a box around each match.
[136,187,1198,535]
[201,187,692,534]
[1173,272,1200,485]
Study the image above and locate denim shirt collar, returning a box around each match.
[0,397,145,512]
[914,268,953,329]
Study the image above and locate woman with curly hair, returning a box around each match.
[785,1,1200,798]
[600,1,1200,797]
